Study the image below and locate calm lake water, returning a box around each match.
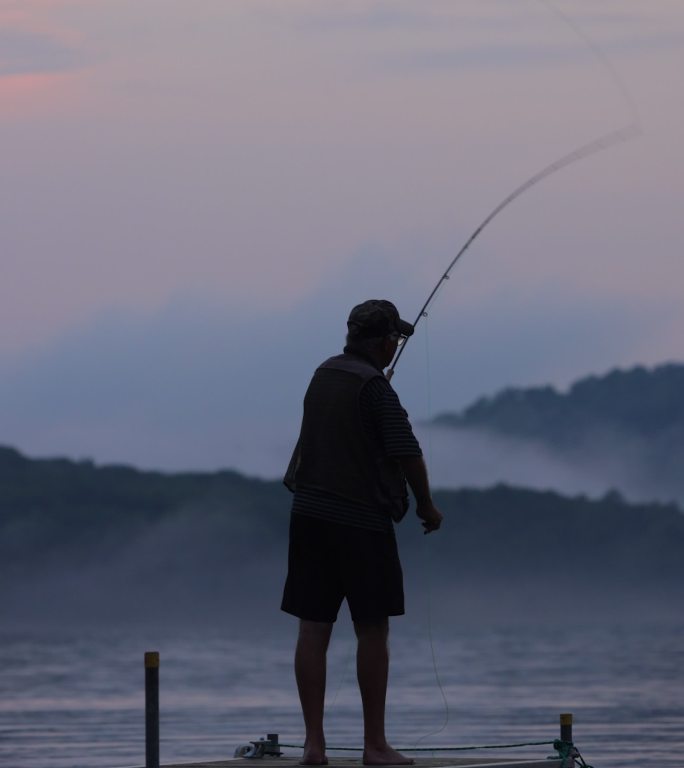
[1,619,682,768]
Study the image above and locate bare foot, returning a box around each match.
[363,744,414,765]
[300,741,328,765]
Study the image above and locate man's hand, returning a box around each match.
[416,501,443,534]
[398,456,443,534]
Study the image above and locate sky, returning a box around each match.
[1,0,683,477]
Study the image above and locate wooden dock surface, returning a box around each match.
[148,756,563,768]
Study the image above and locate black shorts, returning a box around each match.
[281,513,404,623]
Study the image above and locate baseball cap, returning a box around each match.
[347,300,415,340]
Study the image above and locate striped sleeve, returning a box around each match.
[360,377,423,458]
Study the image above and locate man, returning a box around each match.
[281,299,443,766]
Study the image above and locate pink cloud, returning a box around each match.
[0,70,85,119]
[0,0,89,118]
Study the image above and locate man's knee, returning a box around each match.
[298,619,334,649]
[353,617,389,641]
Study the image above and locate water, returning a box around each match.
[1,620,682,768]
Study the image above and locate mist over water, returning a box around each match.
[216,421,683,507]
[413,424,684,505]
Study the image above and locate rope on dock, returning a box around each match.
[278,739,593,767]
[278,740,556,752]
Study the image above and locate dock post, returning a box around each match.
[145,651,160,768]
[556,713,576,767]
[559,712,573,744]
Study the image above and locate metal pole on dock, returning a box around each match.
[145,651,160,768]
[559,712,573,744]
[557,713,576,768]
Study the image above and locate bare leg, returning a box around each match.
[354,618,413,765]
[295,620,334,765]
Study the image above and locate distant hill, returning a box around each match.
[2,445,682,628]
[431,363,684,503]
[434,363,684,442]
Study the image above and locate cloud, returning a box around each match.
[0,263,680,483]
[0,28,84,79]
[1,1,681,360]
[270,0,679,78]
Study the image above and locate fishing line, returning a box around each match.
[538,0,642,128]
[328,635,354,710]
[413,317,450,748]
[414,543,450,749]
[390,0,642,746]
[423,317,434,470]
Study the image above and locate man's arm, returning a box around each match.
[398,455,443,534]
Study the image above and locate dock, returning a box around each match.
[139,656,577,768]
[143,758,563,768]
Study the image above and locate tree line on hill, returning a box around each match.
[434,363,684,443]
[2,445,682,628]
[430,363,684,503]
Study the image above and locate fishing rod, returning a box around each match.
[386,0,642,381]
[386,122,639,380]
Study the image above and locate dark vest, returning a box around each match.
[285,353,408,521]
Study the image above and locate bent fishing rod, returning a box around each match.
[386,122,639,381]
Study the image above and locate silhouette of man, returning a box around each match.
[282,299,443,766]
